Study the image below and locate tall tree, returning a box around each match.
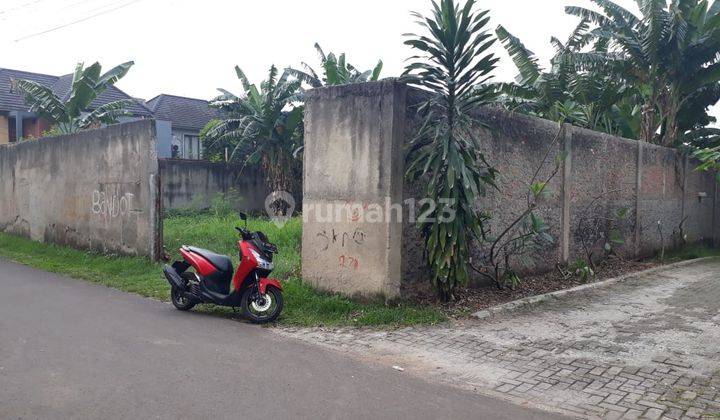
[495,21,638,138]
[287,43,383,87]
[13,61,135,134]
[566,0,720,146]
[403,0,499,300]
[207,65,304,194]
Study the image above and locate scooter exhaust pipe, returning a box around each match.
[163,265,187,291]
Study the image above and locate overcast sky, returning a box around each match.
[0,0,717,121]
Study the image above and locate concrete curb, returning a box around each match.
[472,257,718,320]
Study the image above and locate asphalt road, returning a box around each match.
[0,259,565,419]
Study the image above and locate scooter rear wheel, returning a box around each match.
[241,286,283,324]
[171,287,196,311]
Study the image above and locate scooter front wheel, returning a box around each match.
[241,286,283,324]
[171,287,196,311]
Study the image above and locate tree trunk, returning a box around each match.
[662,94,681,147]
[640,103,656,143]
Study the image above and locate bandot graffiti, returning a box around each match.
[92,190,135,218]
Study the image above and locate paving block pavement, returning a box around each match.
[278,259,720,419]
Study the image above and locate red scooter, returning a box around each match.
[162,212,283,323]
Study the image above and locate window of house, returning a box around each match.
[183,134,201,159]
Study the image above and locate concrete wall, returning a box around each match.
[159,159,269,213]
[302,80,719,298]
[0,120,161,259]
[403,103,569,286]
[302,81,406,298]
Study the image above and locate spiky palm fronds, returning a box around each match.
[403,0,500,301]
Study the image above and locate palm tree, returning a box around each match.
[12,61,135,134]
[287,43,383,88]
[207,65,303,195]
[566,0,720,146]
[403,0,500,300]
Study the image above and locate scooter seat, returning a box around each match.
[187,246,233,273]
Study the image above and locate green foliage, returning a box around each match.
[209,191,243,217]
[495,22,634,138]
[694,145,720,182]
[689,126,720,178]
[496,0,720,146]
[287,43,383,87]
[198,119,226,162]
[570,259,595,282]
[0,216,446,327]
[41,126,63,138]
[565,0,720,146]
[403,0,500,301]
[659,243,720,262]
[208,66,303,194]
[13,61,135,134]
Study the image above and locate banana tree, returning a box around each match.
[495,21,634,136]
[566,0,720,146]
[207,65,304,195]
[287,43,383,87]
[12,61,135,134]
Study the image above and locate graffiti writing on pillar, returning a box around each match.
[346,202,370,222]
[316,227,366,251]
[339,255,360,270]
[92,190,135,218]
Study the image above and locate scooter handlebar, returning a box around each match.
[235,227,252,240]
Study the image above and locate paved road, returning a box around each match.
[0,259,563,420]
[282,259,720,419]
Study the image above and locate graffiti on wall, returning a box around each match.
[316,227,366,251]
[315,227,366,271]
[91,190,136,219]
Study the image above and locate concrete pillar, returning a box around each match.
[681,154,688,225]
[714,178,719,248]
[301,80,406,299]
[634,141,644,257]
[559,124,573,264]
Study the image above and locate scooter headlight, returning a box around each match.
[250,249,274,270]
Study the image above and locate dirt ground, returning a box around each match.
[406,256,658,318]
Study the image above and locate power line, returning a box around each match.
[0,0,53,21]
[0,0,50,16]
[14,0,143,42]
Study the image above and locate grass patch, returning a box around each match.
[657,243,720,263]
[0,214,445,327]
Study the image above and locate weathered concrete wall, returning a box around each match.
[159,159,269,213]
[302,81,406,298]
[568,126,639,262]
[302,81,719,297]
[402,101,567,287]
[0,120,161,259]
